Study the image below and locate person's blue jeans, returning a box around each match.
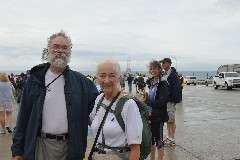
[128,83,132,92]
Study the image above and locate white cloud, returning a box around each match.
[0,0,240,72]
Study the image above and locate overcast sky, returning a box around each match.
[0,0,240,72]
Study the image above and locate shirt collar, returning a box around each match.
[164,68,172,75]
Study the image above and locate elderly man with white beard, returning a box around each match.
[11,30,99,160]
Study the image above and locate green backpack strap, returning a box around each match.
[115,95,152,160]
[114,95,133,132]
[96,94,115,113]
[115,95,148,132]
[96,94,105,112]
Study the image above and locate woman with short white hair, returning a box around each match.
[0,72,15,134]
[90,59,143,160]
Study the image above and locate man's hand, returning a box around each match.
[11,156,23,160]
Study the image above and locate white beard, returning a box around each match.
[47,52,71,68]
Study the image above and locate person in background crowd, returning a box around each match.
[11,30,99,160]
[133,74,139,93]
[9,73,16,89]
[137,75,145,93]
[126,74,134,93]
[20,73,25,83]
[143,75,148,88]
[160,58,181,147]
[90,59,143,160]
[25,70,30,80]
[146,77,152,89]
[0,72,15,134]
[15,76,23,102]
[87,75,94,81]
[23,70,30,85]
[16,73,25,103]
[142,60,169,160]
[178,73,184,102]
[93,76,98,85]
[120,74,126,91]
[8,75,12,83]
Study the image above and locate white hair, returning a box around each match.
[96,59,121,77]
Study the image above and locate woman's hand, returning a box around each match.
[148,112,152,117]
[141,95,146,102]
[128,144,140,160]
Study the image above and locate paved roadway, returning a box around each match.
[175,85,240,160]
[1,84,240,160]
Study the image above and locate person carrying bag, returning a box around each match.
[86,91,121,160]
[88,59,144,160]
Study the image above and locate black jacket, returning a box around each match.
[166,67,182,103]
[145,78,169,122]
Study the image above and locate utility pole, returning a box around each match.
[126,57,131,73]
[171,56,177,71]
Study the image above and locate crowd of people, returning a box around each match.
[0,30,183,160]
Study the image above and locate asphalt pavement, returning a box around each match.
[1,84,240,160]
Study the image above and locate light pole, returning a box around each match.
[171,56,177,71]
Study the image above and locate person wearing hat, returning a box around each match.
[160,58,181,147]
[22,71,30,87]
[16,73,25,103]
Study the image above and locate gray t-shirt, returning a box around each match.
[0,82,14,103]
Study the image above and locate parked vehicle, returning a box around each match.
[213,72,240,90]
[185,76,197,85]
[205,76,215,86]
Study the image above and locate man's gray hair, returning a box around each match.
[42,30,72,61]
[96,59,121,77]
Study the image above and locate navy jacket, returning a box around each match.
[11,63,99,160]
[166,67,182,103]
[145,77,169,122]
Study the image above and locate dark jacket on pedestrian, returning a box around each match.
[11,63,99,160]
[145,77,169,122]
[146,78,151,89]
[137,76,145,87]
[166,67,182,103]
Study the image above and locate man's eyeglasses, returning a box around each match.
[51,44,70,52]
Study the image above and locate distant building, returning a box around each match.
[217,64,240,74]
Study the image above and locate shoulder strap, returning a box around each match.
[96,94,105,112]
[88,91,121,160]
[115,95,132,132]
[115,95,147,133]
[96,95,115,113]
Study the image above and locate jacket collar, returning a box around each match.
[30,63,70,85]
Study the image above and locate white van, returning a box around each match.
[185,76,197,85]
